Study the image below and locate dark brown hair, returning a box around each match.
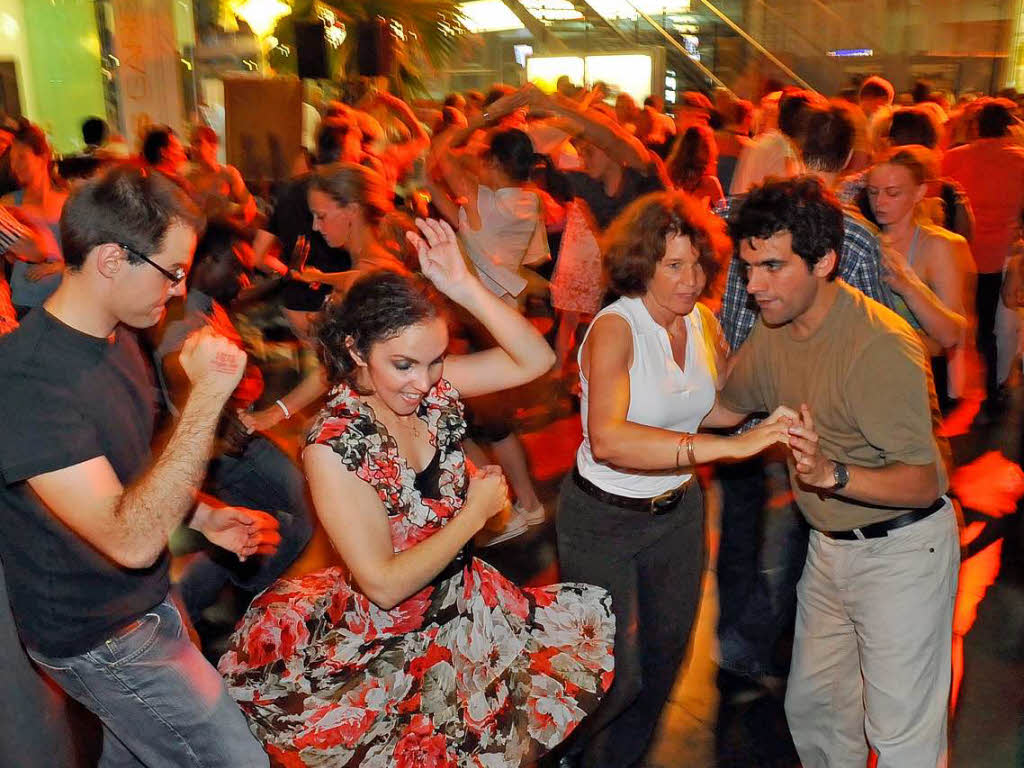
[602,190,730,297]
[665,124,717,191]
[13,119,49,159]
[314,271,443,389]
[61,164,203,271]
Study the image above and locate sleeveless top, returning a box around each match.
[576,295,718,498]
[458,185,549,300]
[888,226,924,333]
[9,190,62,308]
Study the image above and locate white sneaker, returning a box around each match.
[514,501,547,526]
[477,508,529,547]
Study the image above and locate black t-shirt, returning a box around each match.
[565,163,665,232]
[269,174,352,311]
[0,309,167,657]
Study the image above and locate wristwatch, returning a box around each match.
[831,461,850,492]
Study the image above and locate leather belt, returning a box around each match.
[821,497,946,540]
[572,466,689,515]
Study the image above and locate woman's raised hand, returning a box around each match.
[406,218,475,300]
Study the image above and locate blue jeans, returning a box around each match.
[27,598,268,767]
[717,456,808,679]
[180,436,313,620]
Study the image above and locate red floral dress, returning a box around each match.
[219,379,615,767]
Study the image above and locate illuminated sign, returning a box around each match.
[525,56,585,92]
[527,53,654,103]
[827,48,873,57]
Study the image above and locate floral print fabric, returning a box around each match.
[219,379,615,767]
[550,201,605,316]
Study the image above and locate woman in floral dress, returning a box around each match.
[219,218,615,767]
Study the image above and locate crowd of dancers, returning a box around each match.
[0,72,1022,768]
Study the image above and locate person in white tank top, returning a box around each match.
[556,191,797,767]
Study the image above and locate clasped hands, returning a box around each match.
[761,404,836,491]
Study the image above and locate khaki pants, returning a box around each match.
[784,503,959,768]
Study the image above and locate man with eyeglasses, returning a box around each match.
[0,166,275,766]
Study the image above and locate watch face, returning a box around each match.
[834,462,849,489]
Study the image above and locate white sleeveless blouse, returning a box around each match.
[576,295,718,498]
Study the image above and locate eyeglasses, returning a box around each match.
[118,244,186,286]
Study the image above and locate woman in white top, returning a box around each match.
[556,191,795,767]
[429,124,551,303]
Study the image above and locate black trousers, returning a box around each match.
[716,455,807,679]
[556,473,705,768]
[976,271,1004,400]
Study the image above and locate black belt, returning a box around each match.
[821,497,946,540]
[572,466,689,515]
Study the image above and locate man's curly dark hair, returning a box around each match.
[727,176,844,277]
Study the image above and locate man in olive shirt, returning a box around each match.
[718,177,958,768]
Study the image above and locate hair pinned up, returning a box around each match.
[314,271,443,390]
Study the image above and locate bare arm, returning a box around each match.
[26,328,247,568]
[828,462,939,508]
[789,405,941,507]
[953,197,974,243]
[429,126,480,228]
[239,364,328,434]
[377,92,430,175]
[3,212,59,264]
[445,89,529,150]
[305,445,504,609]
[289,266,358,291]
[881,233,966,349]
[407,218,555,398]
[252,229,289,276]
[424,176,460,227]
[290,247,410,292]
[583,314,793,469]
[528,87,648,171]
[923,235,969,345]
[226,165,257,224]
[1003,245,1024,308]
